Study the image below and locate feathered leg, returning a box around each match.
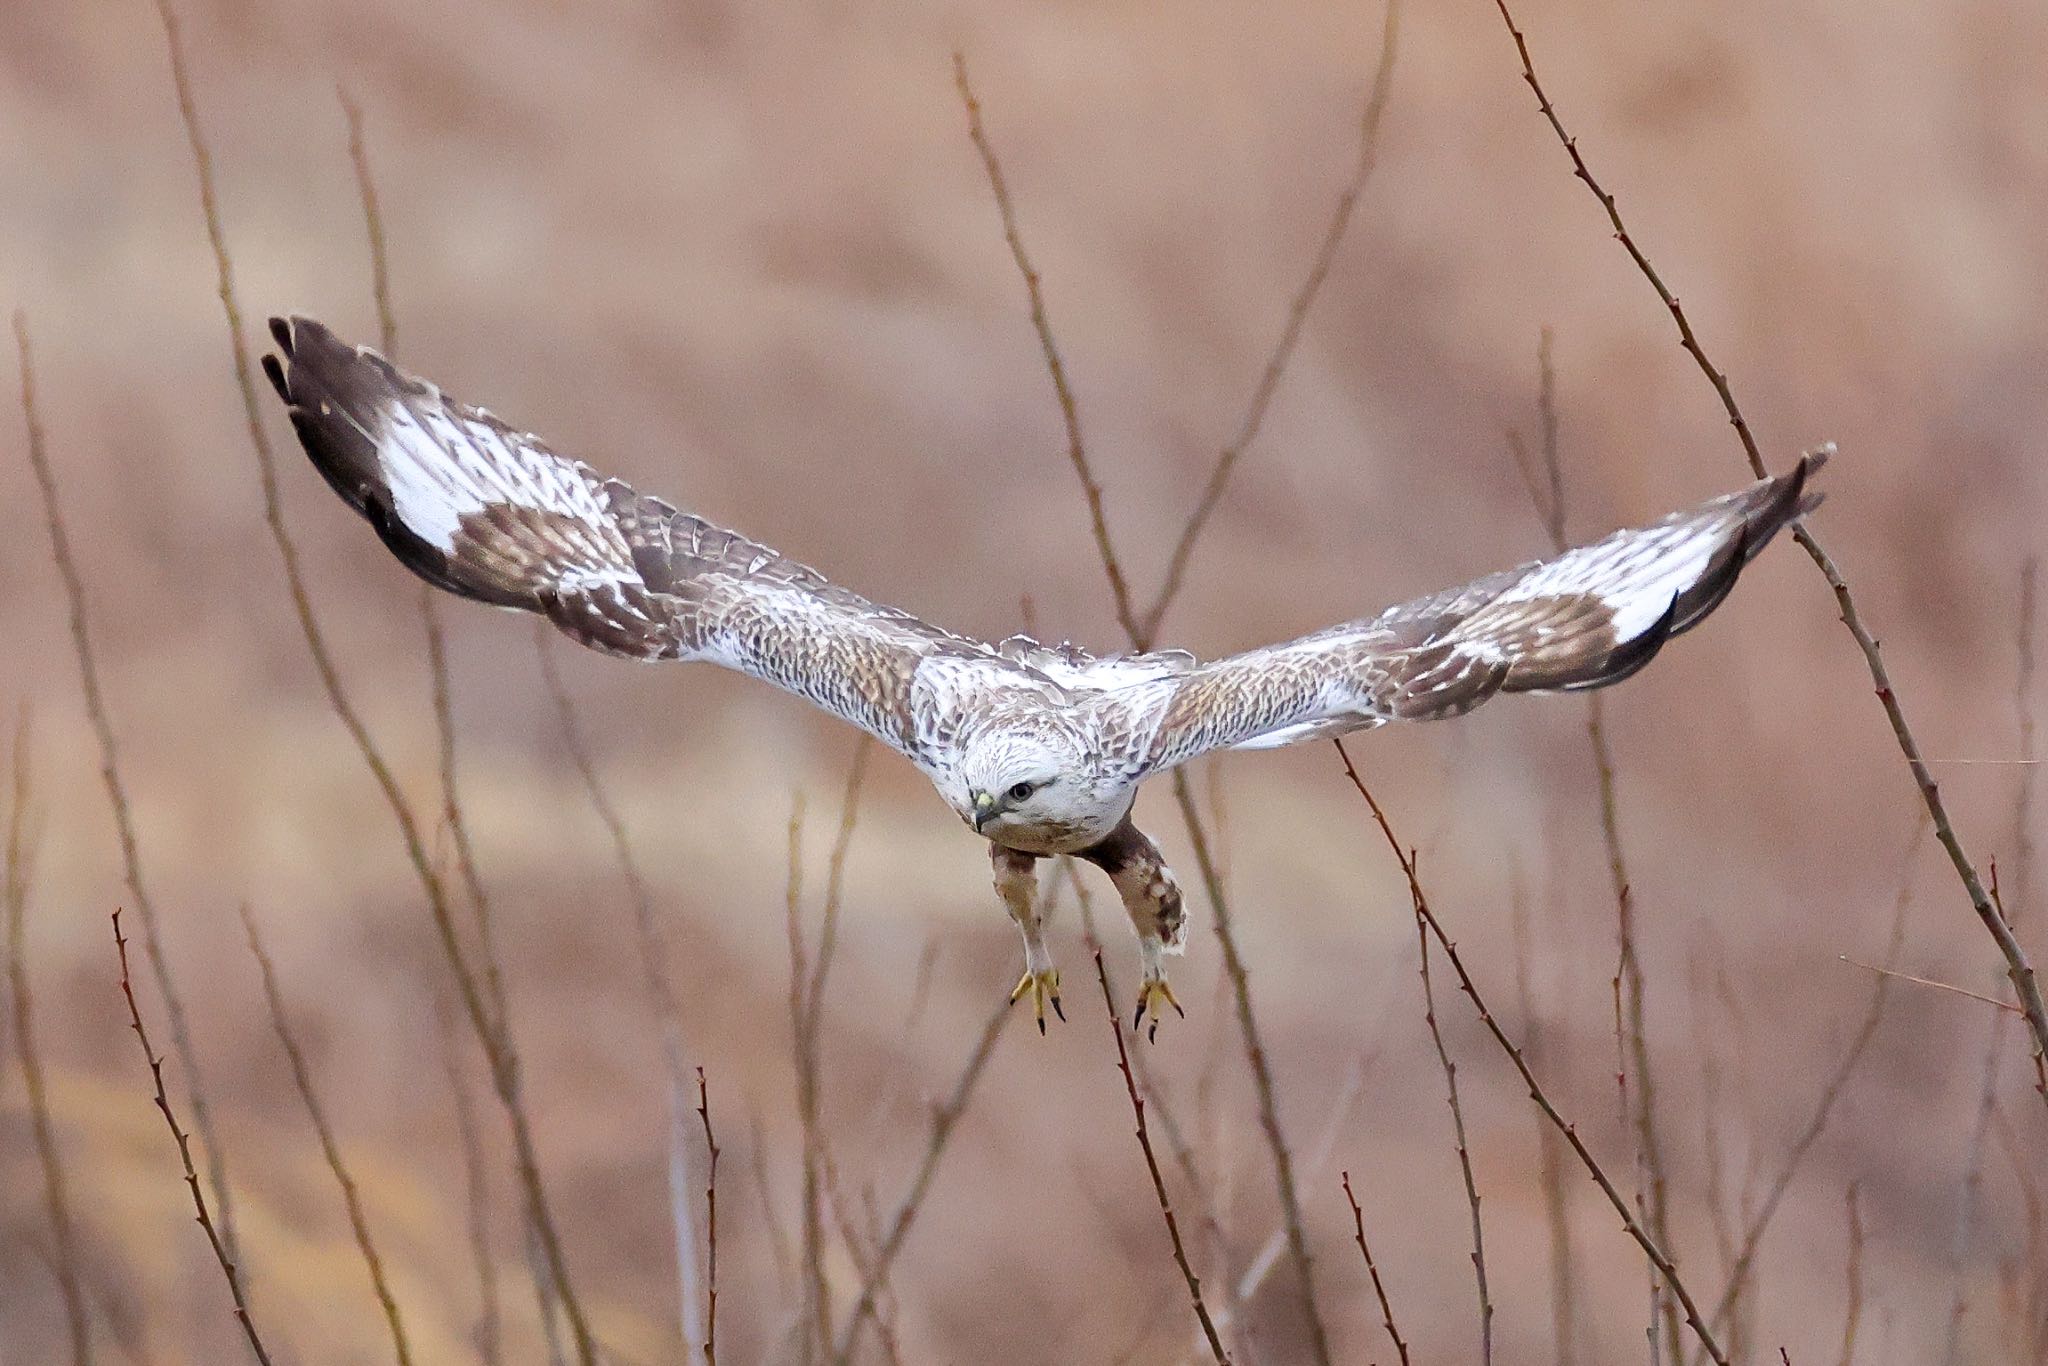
[1079,818,1187,1041]
[991,843,1062,1032]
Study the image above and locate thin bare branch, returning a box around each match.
[5,714,94,1366]
[1699,818,1922,1350]
[1415,900,1493,1362]
[1336,741,1732,1366]
[147,3,595,1348]
[113,910,272,1365]
[954,50,1140,640]
[1838,1182,1864,1366]
[435,997,503,1366]
[1512,863,1578,1366]
[1094,950,1231,1363]
[535,625,705,1343]
[1505,330,1678,1360]
[831,989,1015,1362]
[239,904,414,1365]
[337,86,397,358]
[954,53,1331,1361]
[1488,0,2048,1098]
[1945,557,2040,1364]
[696,1067,720,1365]
[1140,0,1403,644]
[1340,1171,1411,1366]
[1170,771,1335,1365]
[1838,959,2017,1014]
[16,306,242,1274]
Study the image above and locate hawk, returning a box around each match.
[262,317,1824,1035]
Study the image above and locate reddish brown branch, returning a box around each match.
[1488,0,2048,1098]
[1094,950,1231,1364]
[1340,1171,1411,1366]
[240,904,415,1364]
[1336,741,1732,1366]
[114,910,272,1365]
[148,2,595,1350]
[696,1067,721,1365]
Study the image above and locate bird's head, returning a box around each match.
[951,725,1124,851]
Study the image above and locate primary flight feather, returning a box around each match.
[263,315,1823,1035]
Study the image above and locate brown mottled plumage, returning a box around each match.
[263,316,1824,1033]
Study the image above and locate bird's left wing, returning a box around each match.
[262,316,1007,761]
[1104,454,1825,773]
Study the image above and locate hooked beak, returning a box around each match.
[970,789,996,832]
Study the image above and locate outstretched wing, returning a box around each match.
[1119,454,1826,771]
[261,316,1005,760]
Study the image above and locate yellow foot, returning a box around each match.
[1010,967,1065,1034]
[1131,977,1185,1043]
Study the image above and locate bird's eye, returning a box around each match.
[1007,781,1036,803]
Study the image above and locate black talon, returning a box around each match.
[1037,1014,1046,1037]
[1132,999,1145,1031]
[1051,995,1066,1023]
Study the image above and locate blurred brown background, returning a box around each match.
[3,0,2046,1361]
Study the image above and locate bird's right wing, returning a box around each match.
[1111,453,1826,772]
[262,316,1002,760]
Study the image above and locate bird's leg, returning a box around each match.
[1078,817,1187,1041]
[991,843,1062,1033]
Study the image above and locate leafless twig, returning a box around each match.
[830,991,1015,1362]
[954,51,1139,641]
[956,54,1331,1362]
[1094,950,1231,1363]
[536,626,707,1343]
[1838,1182,1864,1366]
[1415,898,1493,1363]
[1698,817,1922,1351]
[696,1067,721,1365]
[1336,741,1732,1366]
[1488,0,2048,1102]
[113,910,272,1365]
[5,714,94,1366]
[435,997,504,1366]
[1945,558,2039,1363]
[148,3,595,1350]
[239,904,415,1364]
[1340,1171,1411,1366]
[16,307,242,1277]
[1506,328,1677,1360]
[1512,862,1578,1365]
[1139,0,1403,644]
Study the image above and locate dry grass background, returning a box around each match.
[3,0,2047,1361]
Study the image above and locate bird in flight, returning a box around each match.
[263,316,1823,1038]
